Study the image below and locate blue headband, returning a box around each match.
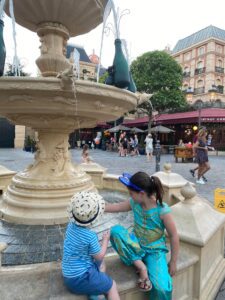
[119,173,143,192]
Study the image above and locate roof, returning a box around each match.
[123,108,225,126]
[173,25,225,54]
[66,44,91,63]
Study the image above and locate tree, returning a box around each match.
[131,50,187,132]
[4,63,30,77]
[99,71,108,84]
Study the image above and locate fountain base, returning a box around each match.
[0,131,96,225]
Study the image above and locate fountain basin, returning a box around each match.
[0,77,137,130]
[4,0,107,37]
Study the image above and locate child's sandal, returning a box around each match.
[137,278,152,292]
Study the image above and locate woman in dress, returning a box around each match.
[195,128,210,184]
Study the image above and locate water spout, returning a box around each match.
[9,0,20,76]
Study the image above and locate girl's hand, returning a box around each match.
[102,230,110,241]
[168,260,177,277]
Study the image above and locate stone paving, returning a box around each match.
[0,148,225,299]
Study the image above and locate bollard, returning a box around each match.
[155,140,161,172]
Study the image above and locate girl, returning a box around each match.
[105,172,179,299]
[82,144,92,163]
[195,127,210,184]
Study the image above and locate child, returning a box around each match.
[105,172,179,299]
[62,191,120,300]
[82,144,92,163]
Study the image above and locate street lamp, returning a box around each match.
[208,84,218,103]
[186,87,194,102]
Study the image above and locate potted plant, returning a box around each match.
[24,135,33,152]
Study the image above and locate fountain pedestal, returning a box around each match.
[1,130,96,225]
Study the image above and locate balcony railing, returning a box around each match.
[194,87,205,94]
[194,67,206,75]
[215,66,224,73]
[183,71,191,78]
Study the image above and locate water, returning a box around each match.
[0,189,132,266]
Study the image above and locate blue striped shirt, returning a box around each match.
[62,223,101,278]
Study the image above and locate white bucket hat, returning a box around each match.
[68,191,105,227]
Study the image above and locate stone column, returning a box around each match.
[14,125,25,148]
[171,183,225,299]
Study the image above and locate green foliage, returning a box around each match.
[4,63,30,77]
[130,50,187,114]
[99,71,108,84]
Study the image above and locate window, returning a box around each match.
[216,79,221,85]
[217,59,223,68]
[197,61,203,69]
[184,52,191,61]
[183,84,189,91]
[197,80,204,87]
[216,45,223,53]
[198,46,205,56]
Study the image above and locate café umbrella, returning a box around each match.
[147,125,175,133]
[108,125,131,133]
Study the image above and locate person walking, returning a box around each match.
[105,172,179,299]
[62,191,120,300]
[195,128,210,184]
[145,133,153,161]
[134,134,140,156]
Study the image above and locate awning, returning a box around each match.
[123,108,225,126]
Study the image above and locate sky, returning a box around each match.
[3,0,225,75]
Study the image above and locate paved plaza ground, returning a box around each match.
[1,148,224,204]
[0,148,225,299]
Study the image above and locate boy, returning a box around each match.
[62,191,120,300]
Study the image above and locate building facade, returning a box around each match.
[172,25,225,108]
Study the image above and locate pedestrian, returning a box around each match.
[144,133,153,161]
[206,133,215,151]
[105,172,179,299]
[62,191,120,300]
[82,144,92,163]
[195,127,210,184]
[134,134,140,156]
[189,128,204,179]
[122,137,128,156]
[178,139,185,147]
[118,132,124,157]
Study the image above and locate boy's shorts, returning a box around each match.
[63,262,113,295]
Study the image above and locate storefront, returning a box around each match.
[123,108,225,150]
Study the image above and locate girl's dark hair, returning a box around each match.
[129,172,164,206]
[82,144,89,152]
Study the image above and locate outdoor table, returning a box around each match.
[174,146,194,162]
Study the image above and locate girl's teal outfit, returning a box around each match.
[110,199,172,300]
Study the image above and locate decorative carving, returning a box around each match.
[94,101,105,109]
[57,65,75,90]
[113,105,122,111]
[9,95,33,102]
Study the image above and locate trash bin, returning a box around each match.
[214,189,225,213]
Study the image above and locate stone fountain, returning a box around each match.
[0,0,138,224]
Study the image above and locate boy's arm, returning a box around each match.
[92,231,110,261]
[105,200,131,213]
[161,213,179,276]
